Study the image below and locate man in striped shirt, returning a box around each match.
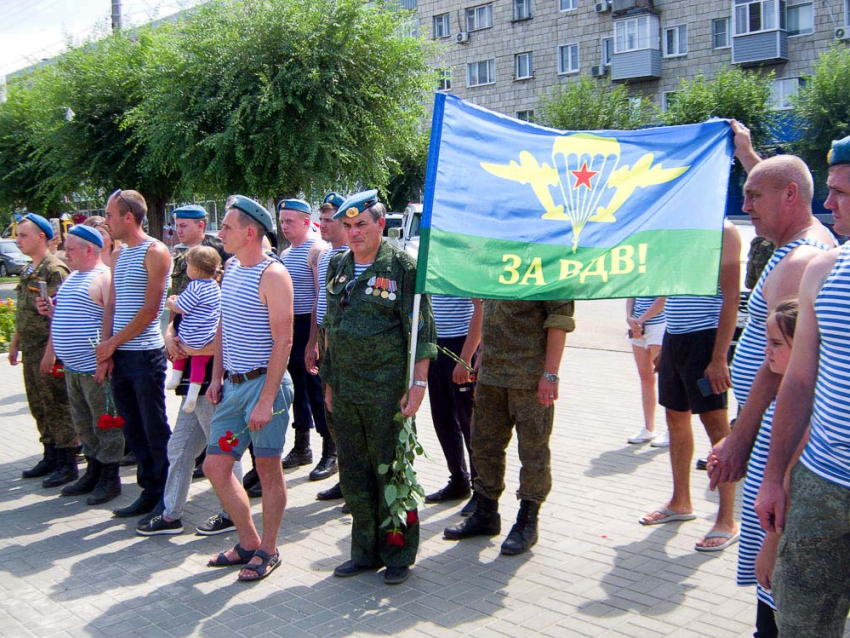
[756,136,850,638]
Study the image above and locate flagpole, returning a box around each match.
[408,293,421,389]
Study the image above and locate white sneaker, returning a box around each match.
[650,431,670,447]
[628,428,656,444]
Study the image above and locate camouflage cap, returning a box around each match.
[22,213,54,240]
[332,189,379,221]
[228,195,275,233]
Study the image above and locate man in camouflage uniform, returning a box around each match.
[9,214,76,487]
[745,236,775,290]
[322,190,437,586]
[444,299,575,555]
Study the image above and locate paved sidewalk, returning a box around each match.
[0,346,842,638]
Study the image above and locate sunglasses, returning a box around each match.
[340,278,357,309]
[108,189,133,214]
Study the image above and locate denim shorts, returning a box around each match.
[207,372,294,459]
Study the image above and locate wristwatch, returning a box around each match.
[542,372,559,384]
[412,380,427,388]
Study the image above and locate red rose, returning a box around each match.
[387,531,405,547]
[218,436,233,453]
[406,510,418,526]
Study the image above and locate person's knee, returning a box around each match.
[203,455,234,485]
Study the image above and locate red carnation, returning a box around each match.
[97,415,113,430]
[113,415,125,428]
[406,510,418,526]
[51,363,65,378]
[218,436,233,453]
[230,437,239,447]
[387,531,405,547]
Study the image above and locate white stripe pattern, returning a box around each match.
[175,279,221,349]
[283,238,318,315]
[113,240,167,350]
[432,295,474,338]
[664,290,723,334]
[632,297,665,327]
[51,266,108,373]
[317,246,347,326]
[221,258,274,374]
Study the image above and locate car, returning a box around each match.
[386,204,422,258]
[383,213,404,237]
[0,240,31,277]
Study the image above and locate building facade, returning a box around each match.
[414,0,847,121]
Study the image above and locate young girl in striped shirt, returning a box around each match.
[165,246,222,412]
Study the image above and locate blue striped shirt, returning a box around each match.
[51,266,108,373]
[432,295,474,338]
[732,238,829,405]
[221,257,274,374]
[631,297,665,327]
[175,278,221,349]
[737,400,776,609]
[283,238,320,315]
[317,246,347,326]
[113,240,168,350]
[353,263,371,278]
[664,290,723,334]
[802,243,850,489]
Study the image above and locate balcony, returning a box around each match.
[611,48,662,81]
[732,30,788,66]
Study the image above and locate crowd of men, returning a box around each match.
[7,124,850,633]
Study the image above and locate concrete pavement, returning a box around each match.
[0,341,844,638]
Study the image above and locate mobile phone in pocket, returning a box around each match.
[697,377,715,397]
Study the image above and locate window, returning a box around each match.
[514,0,532,20]
[401,16,419,37]
[558,43,580,74]
[560,0,577,10]
[712,17,730,48]
[770,77,803,109]
[662,91,679,112]
[517,110,535,122]
[515,52,534,79]
[433,13,451,38]
[466,4,493,31]
[467,59,496,86]
[614,16,657,53]
[601,37,613,66]
[664,24,687,56]
[437,68,452,91]
[787,3,813,36]
[735,0,787,35]
[398,0,417,8]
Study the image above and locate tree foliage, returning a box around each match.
[538,76,651,131]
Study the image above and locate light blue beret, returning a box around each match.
[228,195,275,233]
[277,198,311,215]
[332,189,379,221]
[173,205,208,220]
[322,192,345,209]
[68,225,104,248]
[23,213,54,240]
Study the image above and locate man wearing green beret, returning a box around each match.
[10,214,76,488]
[322,190,437,585]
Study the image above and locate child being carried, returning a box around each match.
[166,245,222,412]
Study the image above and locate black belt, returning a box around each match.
[225,367,267,385]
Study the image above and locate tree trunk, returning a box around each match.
[144,195,167,240]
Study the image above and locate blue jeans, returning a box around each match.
[112,348,170,497]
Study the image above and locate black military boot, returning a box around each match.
[42,447,79,488]
[500,500,540,555]
[22,443,56,479]
[87,463,121,505]
[443,495,500,540]
[60,458,101,496]
[309,436,338,481]
[282,428,313,469]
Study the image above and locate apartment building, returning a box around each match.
[411,0,846,123]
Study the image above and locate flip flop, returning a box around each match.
[639,507,697,526]
[208,543,255,567]
[237,549,281,582]
[695,531,740,552]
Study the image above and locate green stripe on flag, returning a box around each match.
[418,228,723,300]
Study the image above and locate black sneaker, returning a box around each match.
[196,514,236,536]
[136,515,183,536]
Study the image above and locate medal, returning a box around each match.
[387,279,397,301]
[381,290,389,299]
[365,275,376,295]
[338,274,347,284]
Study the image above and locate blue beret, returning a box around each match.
[322,192,345,209]
[828,135,850,166]
[227,195,275,233]
[277,198,311,215]
[23,213,54,240]
[68,224,104,248]
[173,205,208,220]
[333,189,379,220]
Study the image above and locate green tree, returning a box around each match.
[792,45,850,188]
[538,76,651,130]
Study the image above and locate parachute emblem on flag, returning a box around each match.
[481,133,690,252]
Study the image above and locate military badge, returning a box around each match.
[346,207,359,218]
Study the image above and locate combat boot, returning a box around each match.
[500,500,540,555]
[87,463,121,505]
[22,443,56,479]
[42,447,79,488]
[443,495,500,540]
[309,436,338,481]
[60,458,101,496]
[282,428,313,468]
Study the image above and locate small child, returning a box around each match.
[165,245,222,412]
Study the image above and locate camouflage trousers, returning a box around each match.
[22,345,76,448]
[471,383,554,504]
[65,371,125,464]
[333,396,419,567]
[774,463,850,638]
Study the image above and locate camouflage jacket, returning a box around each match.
[16,252,70,349]
[746,236,775,291]
[322,240,437,404]
[479,299,576,391]
[171,235,229,296]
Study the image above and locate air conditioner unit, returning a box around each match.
[591,65,608,77]
[836,27,850,40]
[595,1,611,12]
[456,31,470,43]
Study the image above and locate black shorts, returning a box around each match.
[658,329,728,414]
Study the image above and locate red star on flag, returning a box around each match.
[571,161,597,190]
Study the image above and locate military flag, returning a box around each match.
[415,93,735,300]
